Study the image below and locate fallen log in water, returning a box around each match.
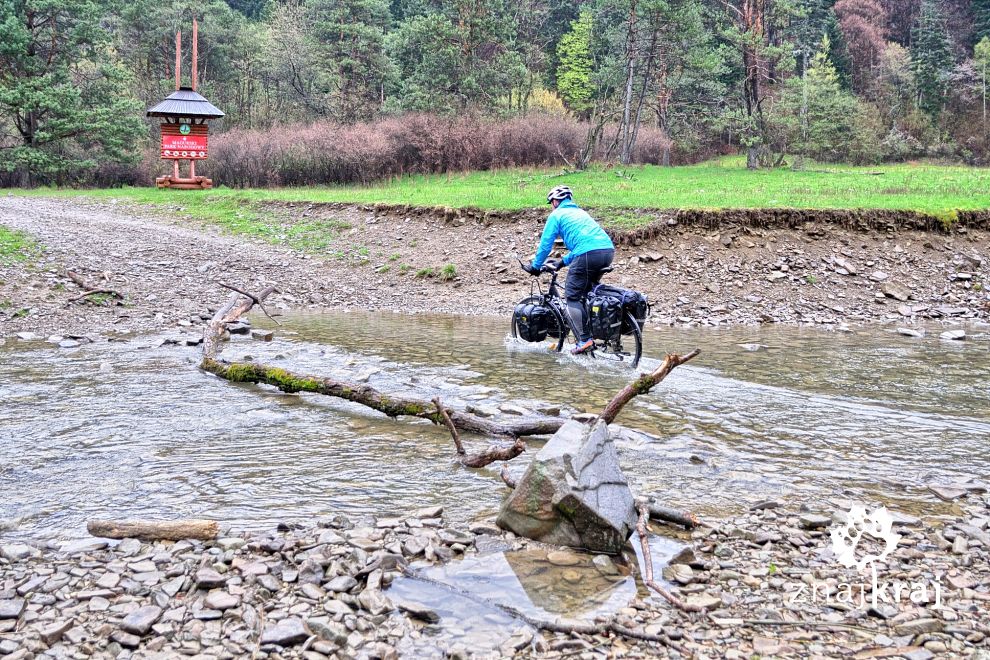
[648,503,699,529]
[88,519,219,541]
[199,286,566,466]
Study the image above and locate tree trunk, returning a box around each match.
[618,0,639,165]
[747,146,760,169]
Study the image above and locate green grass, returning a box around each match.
[0,226,39,264]
[17,157,990,231]
[439,263,457,281]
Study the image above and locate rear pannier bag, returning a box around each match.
[513,302,550,342]
[588,295,623,342]
[592,284,650,335]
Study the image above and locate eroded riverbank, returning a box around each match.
[1,196,988,338]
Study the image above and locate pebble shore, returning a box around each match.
[2,487,988,659]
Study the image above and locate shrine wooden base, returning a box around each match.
[156,175,213,190]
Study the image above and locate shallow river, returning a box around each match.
[2,313,988,540]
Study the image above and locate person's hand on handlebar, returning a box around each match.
[520,262,538,275]
[543,259,562,273]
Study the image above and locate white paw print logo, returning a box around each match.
[830,505,901,571]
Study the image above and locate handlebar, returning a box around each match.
[517,258,560,276]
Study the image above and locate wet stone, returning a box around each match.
[799,514,831,530]
[260,617,309,647]
[325,576,357,593]
[1,544,36,562]
[121,605,162,635]
[894,618,943,636]
[39,620,73,645]
[111,630,141,648]
[204,592,240,611]
[0,600,25,620]
[195,568,226,590]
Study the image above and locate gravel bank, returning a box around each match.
[1,492,987,659]
[1,196,988,339]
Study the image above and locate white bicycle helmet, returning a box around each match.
[546,185,573,204]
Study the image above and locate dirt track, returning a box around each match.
[1,196,988,339]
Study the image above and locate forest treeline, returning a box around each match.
[3,0,990,186]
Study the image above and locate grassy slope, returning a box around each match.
[19,158,990,232]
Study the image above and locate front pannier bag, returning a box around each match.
[513,302,550,342]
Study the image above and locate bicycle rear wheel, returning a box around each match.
[593,312,643,368]
[510,296,569,352]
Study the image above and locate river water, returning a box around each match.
[2,313,988,540]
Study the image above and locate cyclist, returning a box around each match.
[523,185,615,355]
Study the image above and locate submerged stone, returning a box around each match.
[496,420,638,554]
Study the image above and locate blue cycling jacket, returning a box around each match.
[531,199,614,269]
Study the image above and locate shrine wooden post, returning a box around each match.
[146,20,224,190]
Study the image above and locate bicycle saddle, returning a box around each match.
[600,266,615,274]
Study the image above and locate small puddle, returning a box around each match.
[387,533,684,657]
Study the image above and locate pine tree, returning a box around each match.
[910,0,954,116]
[555,11,594,116]
[974,0,990,44]
[0,0,144,186]
[309,0,394,122]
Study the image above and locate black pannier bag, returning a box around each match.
[588,295,623,342]
[513,302,550,342]
[592,284,650,335]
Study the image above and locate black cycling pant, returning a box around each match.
[564,249,615,302]
[564,248,614,343]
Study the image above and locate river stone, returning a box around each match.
[195,568,226,590]
[1,544,36,562]
[325,576,357,593]
[496,419,638,554]
[939,329,966,341]
[881,282,911,302]
[204,591,240,610]
[121,605,162,635]
[0,600,25,620]
[260,618,309,646]
[894,618,943,636]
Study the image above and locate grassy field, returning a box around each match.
[19,158,990,231]
[0,226,38,264]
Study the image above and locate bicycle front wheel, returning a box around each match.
[511,296,569,352]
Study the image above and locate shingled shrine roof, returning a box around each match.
[147,87,224,119]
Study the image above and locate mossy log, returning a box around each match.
[200,357,564,438]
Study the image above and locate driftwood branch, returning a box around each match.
[433,397,464,455]
[648,503,698,529]
[217,281,281,326]
[635,500,703,612]
[599,350,701,424]
[65,270,123,303]
[500,464,517,489]
[88,519,218,541]
[460,438,526,468]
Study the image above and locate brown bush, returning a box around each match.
[204,113,677,188]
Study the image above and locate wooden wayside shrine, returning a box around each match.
[147,20,224,189]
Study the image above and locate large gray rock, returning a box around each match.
[496,420,637,554]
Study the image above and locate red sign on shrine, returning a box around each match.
[160,123,209,160]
